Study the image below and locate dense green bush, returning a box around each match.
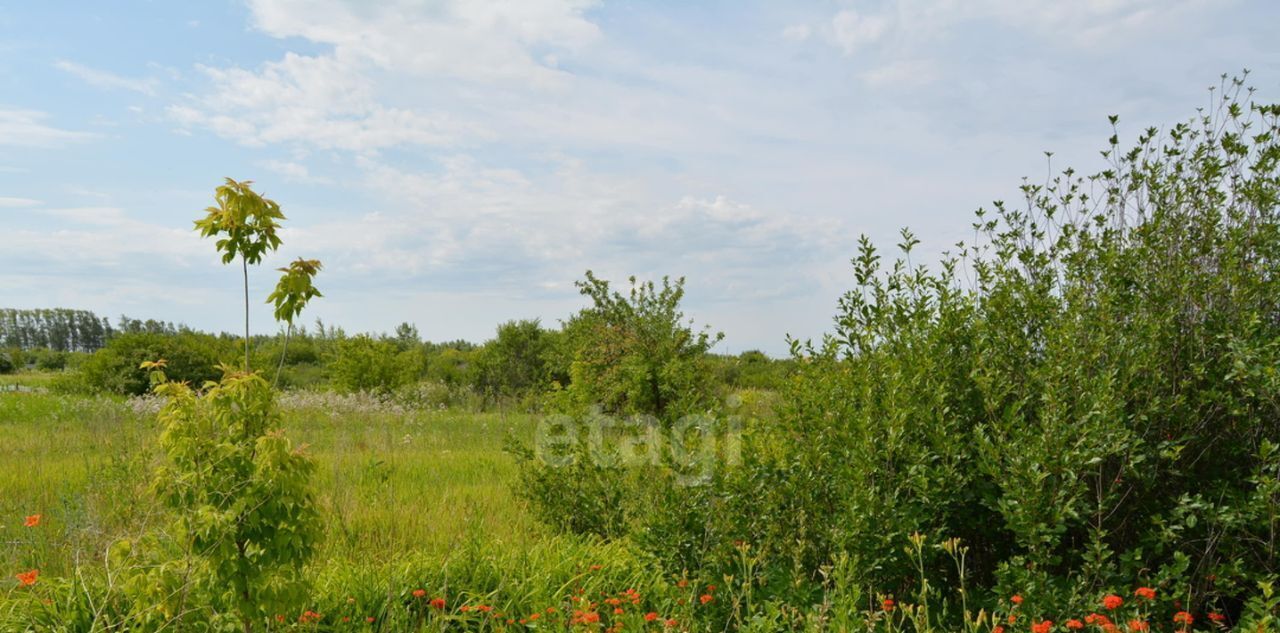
[76,332,229,395]
[328,334,424,394]
[473,319,555,397]
[548,272,723,420]
[708,77,1280,617]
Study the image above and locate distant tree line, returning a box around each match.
[0,308,189,353]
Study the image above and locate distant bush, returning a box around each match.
[548,272,723,420]
[329,335,423,394]
[77,332,228,395]
[473,319,555,397]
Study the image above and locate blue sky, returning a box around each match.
[2,0,1278,354]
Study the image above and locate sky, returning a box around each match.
[1,0,1278,355]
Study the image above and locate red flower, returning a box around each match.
[1032,620,1053,633]
[1134,587,1156,600]
[613,607,624,615]
[1207,612,1226,623]
[645,612,659,622]
[366,616,376,623]
[664,619,678,627]
[1103,594,1124,610]
[1127,620,1148,632]
[412,589,427,598]
[1011,594,1024,605]
[16,570,38,586]
[882,598,895,612]
[699,594,714,605]
[24,514,41,528]
[430,597,446,610]
[1173,612,1193,626]
[1066,619,1084,630]
[993,627,1005,633]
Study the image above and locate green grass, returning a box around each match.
[0,388,543,577]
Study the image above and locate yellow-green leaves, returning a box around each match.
[266,258,323,326]
[194,178,285,266]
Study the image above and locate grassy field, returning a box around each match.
[1,383,543,577]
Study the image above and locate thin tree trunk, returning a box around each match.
[243,255,250,373]
[273,323,291,389]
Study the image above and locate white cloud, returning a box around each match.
[169,0,603,151]
[258,158,328,183]
[0,197,40,208]
[828,10,890,55]
[54,60,159,96]
[0,109,97,147]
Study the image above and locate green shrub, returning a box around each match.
[549,271,723,420]
[473,319,555,397]
[77,332,228,395]
[329,334,423,394]
[711,76,1280,617]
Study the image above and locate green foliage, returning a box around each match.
[552,271,723,420]
[329,334,423,394]
[126,366,320,630]
[704,75,1280,617]
[194,178,285,267]
[474,319,555,397]
[77,332,228,395]
[267,259,323,326]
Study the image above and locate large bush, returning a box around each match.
[77,332,228,395]
[710,78,1280,617]
[550,272,723,420]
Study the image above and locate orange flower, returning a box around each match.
[699,594,714,605]
[882,598,895,612]
[1103,594,1124,610]
[993,627,1005,633]
[664,618,678,627]
[366,616,376,623]
[1207,612,1226,623]
[16,570,38,586]
[1032,621,1053,633]
[1086,613,1112,626]
[645,612,659,621]
[412,589,427,598]
[1066,619,1084,630]
[1011,594,1024,605]
[1173,612,1193,626]
[430,597,446,610]
[613,607,624,615]
[1127,620,1149,632]
[24,514,41,528]
[1134,587,1156,600]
